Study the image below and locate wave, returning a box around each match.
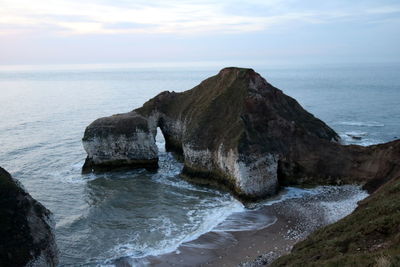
[256,186,327,207]
[337,121,384,127]
[103,197,244,265]
[258,185,368,209]
[213,210,277,232]
[344,131,368,137]
[339,133,381,146]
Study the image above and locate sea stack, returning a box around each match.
[0,167,58,267]
[82,67,341,199]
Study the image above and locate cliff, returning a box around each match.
[0,167,58,267]
[82,67,400,200]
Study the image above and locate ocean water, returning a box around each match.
[0,63,399,266]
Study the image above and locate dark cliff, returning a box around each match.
[0,167,58,267]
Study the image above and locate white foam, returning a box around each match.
[50,159,95,184]
[337,121,384,127]
[151,171,212,193]
[260,185,368,210]
[259,186,326,207]
[103,197,244,264]
[339,133,381,146]
[344,131,368,137]
[180,199,245,244]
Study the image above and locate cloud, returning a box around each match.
[0,0,399,36]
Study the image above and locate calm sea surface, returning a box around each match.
[0,63,399,266]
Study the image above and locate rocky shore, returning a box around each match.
[0,167,58,266]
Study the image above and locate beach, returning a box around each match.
[128,185,368,267]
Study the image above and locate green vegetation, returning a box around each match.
[271,175,400,267]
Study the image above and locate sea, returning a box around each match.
[0,62,399,266]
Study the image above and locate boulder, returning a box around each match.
[0,167,58,267]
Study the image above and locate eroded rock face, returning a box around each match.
[82,67,343,199]
[82,112,159,172]
[0,167,58,267]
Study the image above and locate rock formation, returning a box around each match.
[82,112,159,172]
[0,167,58,267]
[82,67,400,200]
[83,67,338,199]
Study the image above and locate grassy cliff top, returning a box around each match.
[136,67,338,151]
[271,175,400,267]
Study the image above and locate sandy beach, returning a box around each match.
[118,186,366,267]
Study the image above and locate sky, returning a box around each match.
[0,0,399,65]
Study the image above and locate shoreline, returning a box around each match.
[115,186,367,267]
